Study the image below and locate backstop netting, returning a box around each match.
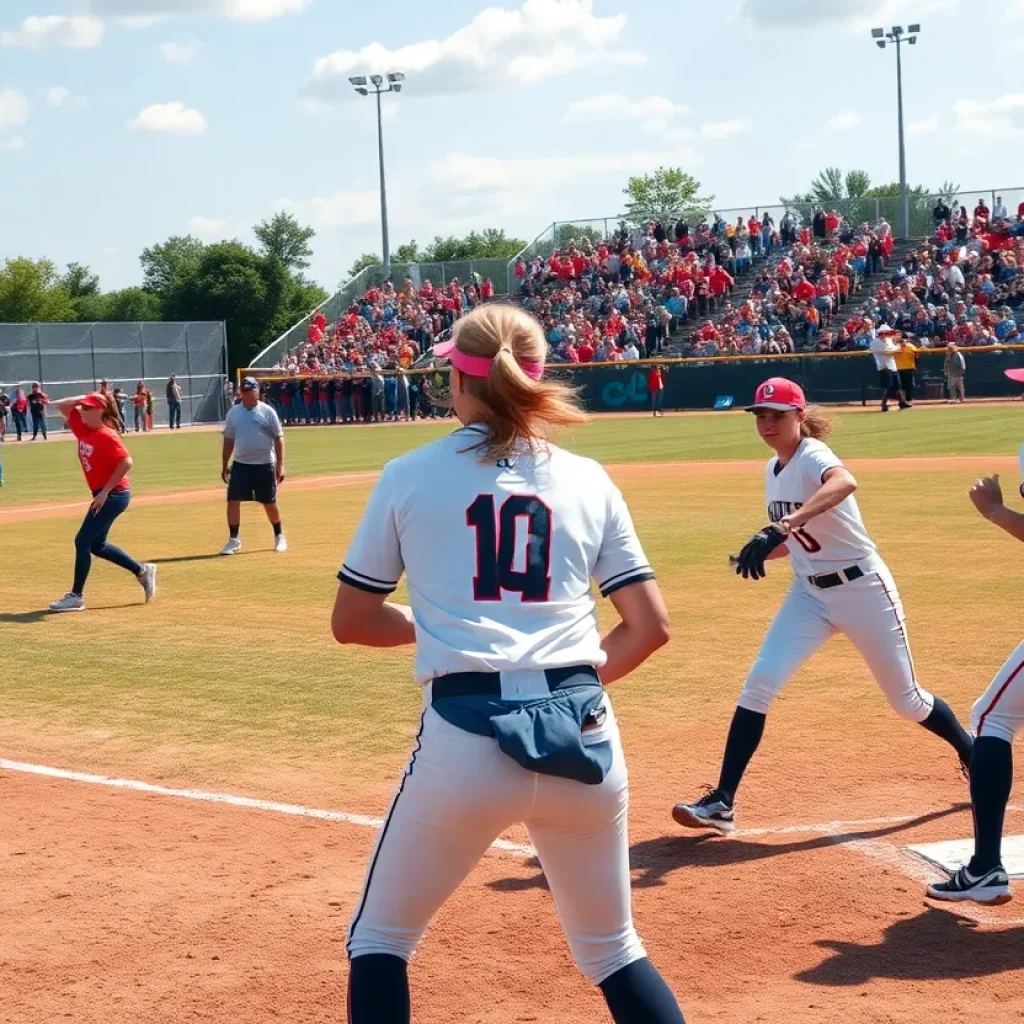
[0,321,229,432]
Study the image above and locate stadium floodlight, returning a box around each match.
[356,86,369,95]
[872,27,884,38]
[876,39,886,48]
[908,23,921,33]
[370,73,384,86]
[393,83,403,93]
[387,72,405,83]
[909,35,917,44]
[348,75,368,87]
[891,24,902,34]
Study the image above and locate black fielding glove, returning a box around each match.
[734,524,788,581]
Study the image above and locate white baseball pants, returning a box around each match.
[972,638,1024,744]
[738,557,935,722]
[346,693,647,985]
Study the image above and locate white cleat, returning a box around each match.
[139,563,157,603]
[274,534,288,553]
[49,593,85,613]
[672,790,736,835]
[219,537,242,556]
[927,866,1013,906]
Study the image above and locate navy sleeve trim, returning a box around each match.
[601,571,657,598]
[598,565,653,591]
[337,571,396,595]
[342,563,399,587]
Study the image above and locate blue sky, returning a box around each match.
[1,0,1021,293]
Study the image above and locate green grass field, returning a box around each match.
[2,405,1023,799]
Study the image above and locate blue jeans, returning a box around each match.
[31,410,47,439]
[320,398,332,422]
[168,399,182,429]
[72,488,141,595]
[12,409,27,440]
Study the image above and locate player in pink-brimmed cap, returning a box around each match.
[673,377,973,836]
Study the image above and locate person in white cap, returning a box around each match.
[870,325,909,412]
[672,377,973,835]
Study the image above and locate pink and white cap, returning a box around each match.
[746,377,807,412]
[432,337,544,381]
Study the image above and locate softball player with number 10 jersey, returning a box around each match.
[333,304,685,1024]
[674,378,974,836]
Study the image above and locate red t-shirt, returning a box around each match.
[577,343,594,363]
[69,409,130,494]
[794,280,817,303]
[647,368,665,392]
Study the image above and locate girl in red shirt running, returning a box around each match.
[49,393,156,613]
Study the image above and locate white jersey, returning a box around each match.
[869,335,898,372]
[765,438,877,577]
[339,424,654,684]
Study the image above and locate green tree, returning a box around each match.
[393,241,421,263]
[101,287,164,322]
[140,235,206,295]
[61,262,100,298]
[347,252,381,278]
[553,223,604,249]
[254,212,315,270]
[0,258,76,322]
[420,228,527,262]
[622,167,714,228]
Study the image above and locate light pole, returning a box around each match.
[872,24,920,240]
[349,71,405,281]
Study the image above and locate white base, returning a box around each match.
[907,835,1024,879]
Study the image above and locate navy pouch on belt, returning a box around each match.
[431,666,612,786]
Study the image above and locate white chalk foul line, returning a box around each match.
[0,758,536,858]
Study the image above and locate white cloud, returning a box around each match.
[0,136,27,152]
[565,93,689,136]
[699,118,752,139]
[46,86,70,108]
[1,15,105,48]
[187,216,228,236]
[129,101,208,134]
[0,90,29,129]
[825,111,860,131]
[303,0,646,103]
[738,0,959,32]
[952,93,1024,136]
[159,39,203,63]
[116,15,167,27]
[81,1,312,21]
[908,115,939,134]
[274,190,379,230]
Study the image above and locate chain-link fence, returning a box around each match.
[0,321,229,433]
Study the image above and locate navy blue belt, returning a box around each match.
[808,564,864,589]
[431,664,600,701]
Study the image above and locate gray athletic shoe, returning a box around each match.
[672,789,736,835]
[49,593,85,613]
[139,563,157,603]
[927,866,1013,906]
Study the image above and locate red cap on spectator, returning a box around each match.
[747,377,806,412]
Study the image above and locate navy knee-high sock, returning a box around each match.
[968,736,1014,875]
[716,707,766,805]
[348,954,410,1024]
[599,958,685,1024]
[919,697,974,764]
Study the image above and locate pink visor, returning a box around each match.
[432,338,544,381]
[1006,368,1024,383]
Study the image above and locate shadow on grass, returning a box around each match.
[0,603,143,623]
[797,905,1024,984]
[150,553,251,564]
[488,803,969,894]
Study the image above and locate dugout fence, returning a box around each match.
[242,344,1024,416]
[0,321,229,433]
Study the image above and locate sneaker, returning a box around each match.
[672,789,736,835]
[139,563,157,603]
[219,537,242,556]
[274,534,288,553]
[927,865,1012,906]
[49,593,85,613]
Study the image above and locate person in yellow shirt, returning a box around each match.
[894,336,919,407]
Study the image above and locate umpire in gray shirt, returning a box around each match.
[220,376,287,555]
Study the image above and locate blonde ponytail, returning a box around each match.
[800,404,833,440]
[453,304,589,462]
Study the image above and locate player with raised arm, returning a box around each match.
[927,470,1023,906]
[334,303,685,1024]
[672,377,973,835]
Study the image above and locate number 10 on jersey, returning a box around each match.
[466,494,552,602]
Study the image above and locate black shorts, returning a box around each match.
[227,462,277,504]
